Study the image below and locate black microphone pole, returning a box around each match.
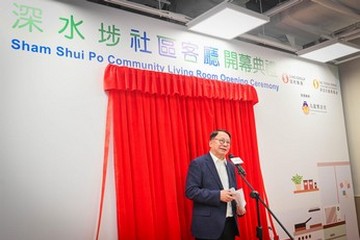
[235,167,294,240]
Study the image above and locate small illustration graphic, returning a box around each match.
[339,180,351,197]
[291,173,319,193]
[291,173,303,191]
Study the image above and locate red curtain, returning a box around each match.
[101,65,276,239]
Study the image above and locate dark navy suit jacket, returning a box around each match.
[185,153,239,239]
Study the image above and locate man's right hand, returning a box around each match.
[220,189,235,202]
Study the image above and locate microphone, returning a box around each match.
[229,154,246,176]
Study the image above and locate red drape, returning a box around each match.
[100,65,276,240]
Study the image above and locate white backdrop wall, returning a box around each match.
[0,0,358,239]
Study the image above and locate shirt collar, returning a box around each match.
[209,151,227,165]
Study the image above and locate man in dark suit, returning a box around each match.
[185,129,246,240]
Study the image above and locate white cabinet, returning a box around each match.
[323,221,346,239]
[317,162,359,239]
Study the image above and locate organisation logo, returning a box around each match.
[312,78,338,95]
[312,79,320,89]
[281,73,289,83]
[302,101,310,115]
[282,73,306,87]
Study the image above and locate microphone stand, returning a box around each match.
[236,169,294,240]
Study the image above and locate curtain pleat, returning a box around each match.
[104,65,258,102]
[103,65,276,240]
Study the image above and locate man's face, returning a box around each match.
[209,131,231,159]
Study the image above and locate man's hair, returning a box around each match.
[209,129,231,140]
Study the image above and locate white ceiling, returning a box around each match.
[88,0,360,64]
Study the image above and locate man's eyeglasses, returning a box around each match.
[214,138,231,145]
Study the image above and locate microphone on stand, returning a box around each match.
[229,154,246,176]
[228,155,294,239]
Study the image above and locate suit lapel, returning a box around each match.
[205,153,224,189]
